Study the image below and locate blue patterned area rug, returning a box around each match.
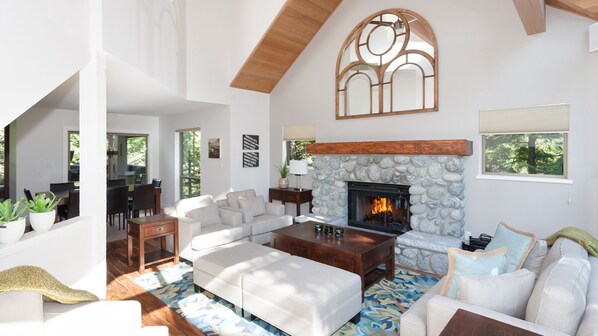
[133,261,438,336]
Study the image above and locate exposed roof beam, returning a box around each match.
[546,0,598,20]
[230,0,343,93]
[513,0,547,35]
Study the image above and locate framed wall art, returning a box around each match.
[208,138,220,159]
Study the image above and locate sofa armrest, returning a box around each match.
[219,205,255,224]
[177,217,202,260]
[44,300,144,336]
[0,291,43,336]
[219,208,243,226]
[426,295,567,336]
[266,202,285,216]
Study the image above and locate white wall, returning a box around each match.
[270,0,598,237]
[0,0,89,127]
[159,106,232,206]
[15,107,160,198]
[102,0,186,95]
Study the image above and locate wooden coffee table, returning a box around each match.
[270,221,396,294]
[127,214,179,273]
[440,309,541,336]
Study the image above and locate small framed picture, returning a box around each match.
[208,138,220,159]
[243,152,259,168]
[242,134,259,151]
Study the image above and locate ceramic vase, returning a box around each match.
[279,177,289,189]
[29,210,56,233]
[0,218,26,244]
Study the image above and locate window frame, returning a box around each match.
[480,132,569,181]
[179,128,201,199]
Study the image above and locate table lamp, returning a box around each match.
[289,160,308,191]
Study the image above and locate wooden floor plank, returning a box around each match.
[106,239,205,336]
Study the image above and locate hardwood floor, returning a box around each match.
[106,238,205,336]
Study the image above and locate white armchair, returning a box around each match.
[164,195,247,261]
[0,290,167,336]
[217,189,292,244]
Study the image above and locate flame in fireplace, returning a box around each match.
[371,197,393,215]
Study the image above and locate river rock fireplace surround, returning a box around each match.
[307,140,473,275]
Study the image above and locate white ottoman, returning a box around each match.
[193,241,290,307]
[242,256,362,336]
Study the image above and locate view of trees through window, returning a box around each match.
[484,133,565,177]
[68,132,148,184]
[0,128,5,192]
[180,129,201,198]
[285,140,315,165]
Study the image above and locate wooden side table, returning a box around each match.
[127,214,179,273]
[269,187,313,217]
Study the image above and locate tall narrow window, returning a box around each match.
[180,129,201,198]
[0,126,7,200]
[283,124,316,165]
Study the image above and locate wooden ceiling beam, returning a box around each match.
[231,0,343,93]
[513,0,547,35]
[547,0,598,20]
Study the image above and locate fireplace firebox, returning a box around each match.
[347,181,410,235]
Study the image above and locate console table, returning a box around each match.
[269,187,313,217]
[440,309,540,336]
[127,214,179,273]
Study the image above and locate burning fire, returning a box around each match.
[371,197,393,215]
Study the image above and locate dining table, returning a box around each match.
[36,186,162,214]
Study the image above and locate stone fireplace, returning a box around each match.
[307,140,473,275]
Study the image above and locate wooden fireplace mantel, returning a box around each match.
[307,139,473,156]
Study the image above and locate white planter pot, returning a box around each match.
[0,218,26,244]
[30,210,56,233]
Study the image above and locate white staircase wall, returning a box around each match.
[0,0,90,127]
[102,0,187,97]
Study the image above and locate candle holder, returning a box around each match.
[314,223,323,233]
[324,225,333,236]
[335,227,344,238]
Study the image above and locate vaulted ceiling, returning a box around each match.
[232,0,597,93]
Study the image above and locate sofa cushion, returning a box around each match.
[522,239,548,279]
[187,203,222,226]
[526,255,590,335]
[239,195,266,216]
[226,189,257,209]
[457,268,535,318]
[485,222,536,272]
[540,237,588,274]
[441,247,507,298]
[175,195,214,217]
[191,224,251,251]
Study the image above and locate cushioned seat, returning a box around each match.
[193,241,290,307]
[190,224,251,251]
[242,256,362,336]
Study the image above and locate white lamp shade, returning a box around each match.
[289,160,308,175]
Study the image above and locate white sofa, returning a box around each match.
[217,189,292,244]
[0,290,167,336]
[400,237,598,336]
[164,195,247,261]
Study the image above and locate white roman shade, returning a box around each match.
[479,104,569,134]
[283,124,316,141]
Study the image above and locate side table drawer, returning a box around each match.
[312,253,355,272]
[145,222,175,237]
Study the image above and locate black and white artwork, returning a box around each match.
[243,152,259,168]
[242,134,259,151]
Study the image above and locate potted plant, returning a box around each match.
[0,199,27,244]
[25,192,60,233]
[275,160,290,189]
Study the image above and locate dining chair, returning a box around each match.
[50,182,75,193]
[151,178,162,188]
[66,190,80,219]
[129,183,155,218]
[107,185,129,230]
[23,188,34,202]
[107,178,126,187]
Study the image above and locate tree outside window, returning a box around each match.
[180,129,201,198]
[285,140,315,165]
